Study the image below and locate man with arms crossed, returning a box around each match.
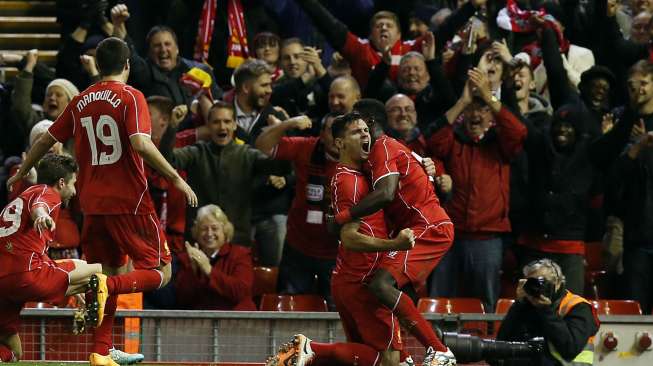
[8,37,197,366]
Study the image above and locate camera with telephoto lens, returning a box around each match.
[442,332,545,363]
[523,276,555,299]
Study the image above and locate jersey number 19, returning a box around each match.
[81,115,123,166]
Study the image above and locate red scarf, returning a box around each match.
[194,0,249,68]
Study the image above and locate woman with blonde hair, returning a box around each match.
[175,204,256,310]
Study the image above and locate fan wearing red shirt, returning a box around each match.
[267,111,415,366]
[0,154,103,363]
[333,112,456,365]
[8,37,198,366]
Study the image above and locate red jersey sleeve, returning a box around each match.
[369,138,401,188]
[122,86,151,137]
[272,136,317,162]
[28,185,61,215]
[48,100,77,143]
[331,170,360,214]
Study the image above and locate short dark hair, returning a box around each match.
[146,96,174,119]
[280,37,304,50]
[332,111,364,139]
[36,153,78,186]
[253,32,280,49]
[96,37,130,77]
[146,25,178,49]
[233,59,273,90]
[353,98,387,131]
[208,100,236,120]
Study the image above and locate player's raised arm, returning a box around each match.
[340,222,414,252]
[129,134,197,207]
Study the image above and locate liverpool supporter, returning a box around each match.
[0,154,103,362]
[428,69,527,312]
[255,113,339,308]
[267,113,416,366]
[175,204,256,310]
[8,37,197,366]
[294,0,487,88]
[253,32,283,81]
[332,113,455,365]
[328,76,361,116]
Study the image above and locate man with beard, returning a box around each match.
[294,0,488,88]
[428,69,527,313]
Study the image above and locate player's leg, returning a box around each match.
[0,333,21,362]
[379,349,400,366]
[61,259,103,296]
[268,334,381,366]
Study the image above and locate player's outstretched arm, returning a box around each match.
[335,174,399,225]
[6,133,57,190]
[254,115,312,156]
[340,223,415,252]
[130,134,198,207]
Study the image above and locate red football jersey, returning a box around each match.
[49,81,154,215]
[0,184,61,276]
[367,135,450,232]
[331,165,388,283]
[273,137,338,259]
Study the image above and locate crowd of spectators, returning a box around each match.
[1,0,653,315]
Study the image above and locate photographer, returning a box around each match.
[495,259,600,366]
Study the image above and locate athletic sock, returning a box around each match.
[311,342,380,366]
[399,348,412,363]
[394,292,447,352]
[106,269,163,295]
[91,295,118,355]
[0,344,15,362]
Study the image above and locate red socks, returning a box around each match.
[0,344,15,362]
[311,342,379,366]
[91,295,118,355]
[107,269,163,295]
[394,292,447,352]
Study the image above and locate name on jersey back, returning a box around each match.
[76,90,121,112]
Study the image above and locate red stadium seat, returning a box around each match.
[252,266,279,297]
[493,298,515,336]
[585,242,608,300]
[592,300,642,315]
[259,294,328,312]
[418,298,486,336]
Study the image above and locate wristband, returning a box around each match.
[335,209,352,225]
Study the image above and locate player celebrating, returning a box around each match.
[268,113,415,366]
[0,154,105,362]
[8,37,197,366]
[332,112,456,365]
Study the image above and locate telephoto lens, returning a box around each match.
[442,332,544,363]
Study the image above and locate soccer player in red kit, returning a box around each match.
[8,37,198,366]
[333,112,456,366]
[0,154,104,362]
[267,115,415,366]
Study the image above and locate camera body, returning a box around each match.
[523,276,555,299]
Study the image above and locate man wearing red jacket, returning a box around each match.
[428,68,527,312]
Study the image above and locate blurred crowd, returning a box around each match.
[1,0,652,315]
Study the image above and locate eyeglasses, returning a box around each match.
[387,106,416,114]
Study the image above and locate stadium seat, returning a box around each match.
[592,300,642,315]
[493,298,515,336]
[418,298,486,336]
[585,242,608,300]
[259,294,328,312]
[252,266,279,297]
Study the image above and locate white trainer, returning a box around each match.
[423,346,456,366]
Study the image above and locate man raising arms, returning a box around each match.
[8,37,197,366]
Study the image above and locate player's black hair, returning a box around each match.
[37,153,78,186]
[353,98,387,132]
[96,37,130,77]
[331,111,364,139]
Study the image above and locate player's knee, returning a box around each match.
[379,350,399,366]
